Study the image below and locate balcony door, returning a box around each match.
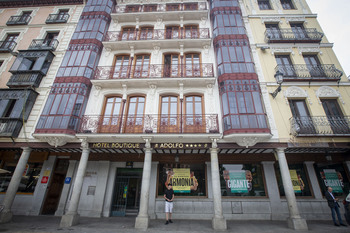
[57,9,69,20]
[159,96,179,133]
[166,26,181,39]
[113,55,130,79]
[185,53,201,77]
[290,23,308,39]
[321,99,350,134]
[124,96,145,133]
[184,96,205,133]
[303,55,325,77]
[289,100,315,134]
[163,54,180,77]
[133,55,150,78]
[1,34,18,49]
[184,25,198,39]
[121,27,136,41]
[44,32,59,46]
[275,55,295,77]
[100,96,123,133]
[265,24,281,40]
[139,27,153,40]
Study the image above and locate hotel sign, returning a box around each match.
[91,143,141,149]
[90,142,210,149]
[153,143,209,149]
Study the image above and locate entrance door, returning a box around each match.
[41,159,69,215]
[111,168,142,217]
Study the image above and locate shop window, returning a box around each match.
[220,164,266,197]
[315,163,349,197]
[274,163,312,197]
[158,163,206,197]
[0,160,42,193]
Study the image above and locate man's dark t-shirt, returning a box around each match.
[164,189,174,202]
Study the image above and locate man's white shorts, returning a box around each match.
[165,201,173,213]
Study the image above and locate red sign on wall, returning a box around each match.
[41,176,49,184]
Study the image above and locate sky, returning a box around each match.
[306,0,350,77]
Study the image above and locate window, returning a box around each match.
[121,27,136,41]
[57,9,69,20]
[303,55,324,77]
[139,27,153,40]
[163,53,180,77]
[220,80,267,131]
[185,53,200,77]
[100,96,123,133]
[125,5,140,13]
[72,14,109,41]
[143,4,157,12]
[289,100,315,134]
[166,4,180,11]
[124,96,145,133]
[265,24,281,40]
[10,51,54,74]
[20,11,32,22]
[275,55,295,77]
[158,163,206,197]
[258,0,272,10]
[184,25,198,39]
[113,55,130,78]
[220,164,266,197]
[290,23,307,39]
[184,3,198,11]
[281,0,295,9]
[215,39,255,75]
[0,34,19,50]
[211,10,245,37]
[315,164,349,197]
[160,96,179,133]
[184,96,205,133]
[321,99,350,134]
[43,32,59,47]
[133,54,150,78]
[166,26,181,39]
[275,163,312,197]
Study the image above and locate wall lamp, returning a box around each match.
[270,70,284,99]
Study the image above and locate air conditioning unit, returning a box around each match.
[0,123,7,133]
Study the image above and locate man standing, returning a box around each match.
[325,187,347,227]
[164,183,174,225]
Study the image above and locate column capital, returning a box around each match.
[275,148,287,154]
[80,138,89,150]
[261,161,275,165]
[304,161,315,165]
[20,147,32,153]
[142,136,152,148]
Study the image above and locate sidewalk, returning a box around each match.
[0,215,348,233]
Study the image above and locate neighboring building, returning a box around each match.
[0,0,349,231]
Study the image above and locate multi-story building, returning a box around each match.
[0,0,349,231]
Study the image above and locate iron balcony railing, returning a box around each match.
[6,15,31,25]
[275,64,343,81]
[0,118,23,138]
[0,41,17,53]
[290,116,350,136]
[94,64,214,80]
[104,29,210,41]
[265,28,324,43]
[114,3,207,13]
[45,13,69,24]
[7,71,44,88]
[28,39,59,51]
[79,114,219,134]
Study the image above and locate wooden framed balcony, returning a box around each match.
[114,2,207,13]
[93,64,214,80]
[0,118,23,138]
[45,13,69,24]
[290,116,350,136]
[28,39,59,51]
[6,15,31,25]
[79,114,219,134]
[7,71,44,88]
[275,64,343,82]
[265,28,323,43]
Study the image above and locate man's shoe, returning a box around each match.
[334,223,340,226]
[169,219,173,223]
[165,221,169,225]
[340,223,347,226]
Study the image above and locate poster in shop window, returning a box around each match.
[322,169,343,193]
[166,168,198,193]
[228,170,249,193]
[290,170,303,193]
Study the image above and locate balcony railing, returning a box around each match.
[0,41,17,53]
[265,28,324,43]
[290,116,350,136]
[79,114,219,134]
[6,15,31,25]
[275,64,343,81]
[0,118,23,138]
[28,39,59,51]
[94,64,214,80]
[45,13,69,24]
[114,3,207,13]
[104,29,210,41]
[7,71,44,88]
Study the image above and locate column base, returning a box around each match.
[0,210,13,223]
[60,213,80,228]
[212,216,227,231]
[287,217,308,230]
[135,215,149,230]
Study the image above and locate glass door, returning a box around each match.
[124,96,145,133]
[113,55,130,79]
[289,100,315,134]
[100,96,123,133]
[184,96,205,133]
[185,53,201,77]
[322,99,350,134]
[160,96,179,133]
[163,54,180,77]
[303,55,325,78]
[133,55,150,78]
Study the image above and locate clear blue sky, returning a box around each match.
[307,0,350,77]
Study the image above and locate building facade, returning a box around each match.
[0,0,349,231]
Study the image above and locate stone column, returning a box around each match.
[60,140,90,227]
[0,147,32,223]
[135,138,152,230]
[276,148,308,230]
[304,161,323,199]
[210,139,226,230]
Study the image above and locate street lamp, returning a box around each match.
[270,70,284,99]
